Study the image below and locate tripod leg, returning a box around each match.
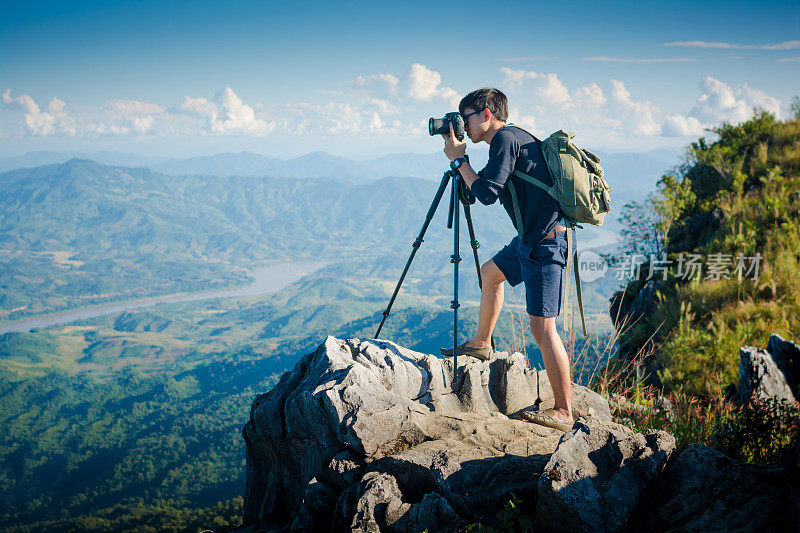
[375,171,452,339]
[463,203,495,352]
[451,174,461,380]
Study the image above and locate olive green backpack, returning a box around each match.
[505,125,613,336]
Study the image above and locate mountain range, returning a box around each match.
[0,147,679,192]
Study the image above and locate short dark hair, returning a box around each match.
[459,88,508,122]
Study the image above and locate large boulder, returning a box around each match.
[767,333,800,399]
[735,345,797,405]
[633,444,795,532]
[240,336,611,531]
[536,418,675,532]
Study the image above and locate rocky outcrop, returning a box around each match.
[239,336,609,530]
[634,444,796,532]
[233,336,798,533]
[237,336,623,532]
[536,419,675,533]
[734,333,800,405]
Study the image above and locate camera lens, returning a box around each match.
[429,118,445,136]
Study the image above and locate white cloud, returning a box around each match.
[355,73,399,99]
[507,110,536,131]
[210,87,271,135]
[401,64,459,106]
[572,83,606,108]
[608,80,661,135]
[131,116,155,135]
[495,67,780,144]
[279,101,407,137]
[48,97,66,113]
[91,99,165,135]
[499,69,664,141]
[661,77,781,137]
[180,96,217,117]
[369,98,398,115]
[662,114,705,137]
[690,77,748,123]
[295,63,463,138]
[110,100,165,115]
[500,67,570,105]
[1,89,76,136]
[86,122,131,135]
[663,40,800,50]
[179,87,273,135]
[689,76,780,124]
[368,112,383,132]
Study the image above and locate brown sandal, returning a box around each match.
[440,342,493,361]
[515,408,573,432]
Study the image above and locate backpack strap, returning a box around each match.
[564,223,587,337]
[512,169,557,196]
[506,169,559,237]
[501,123,553,238]
[506,180,524,238]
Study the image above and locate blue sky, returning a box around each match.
[1,0,798,158]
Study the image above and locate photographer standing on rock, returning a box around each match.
[441,87,574,431]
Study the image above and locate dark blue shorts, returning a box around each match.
[491,229,572,318]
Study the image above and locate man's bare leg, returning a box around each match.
[530,316,573,422]
[465,260,505,348]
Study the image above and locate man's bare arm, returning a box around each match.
[456,162,480,189]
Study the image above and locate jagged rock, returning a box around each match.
[767,333,800,399]
[666,206,725,253]
[609,275,662,361]
[633,444,794,532]
[536,418,675,533]
[240,336,611,531]
[290,478,337,531]
[337,472,406,532]
[633,279,660,319]
[735,345,797,405]
[332,471,462,533]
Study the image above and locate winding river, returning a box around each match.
[0,261,327,335]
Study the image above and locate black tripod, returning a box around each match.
[374,160,493,384]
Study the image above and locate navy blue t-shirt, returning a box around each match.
[470,125,563,247]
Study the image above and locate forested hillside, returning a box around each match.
[604,110,800,465]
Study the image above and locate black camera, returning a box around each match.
[429,112,465,141]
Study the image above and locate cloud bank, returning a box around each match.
[0,64,783,150]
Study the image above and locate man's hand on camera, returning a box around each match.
[442,123,466,161]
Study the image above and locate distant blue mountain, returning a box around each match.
[0,147,679,192]
[0,151,176,172]
[148,150,472,181]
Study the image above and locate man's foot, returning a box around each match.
[440,341,493,361]
[515,408,574,432]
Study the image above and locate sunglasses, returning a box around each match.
[460,109,483,123]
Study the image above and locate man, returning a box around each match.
[441,87,574,431]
